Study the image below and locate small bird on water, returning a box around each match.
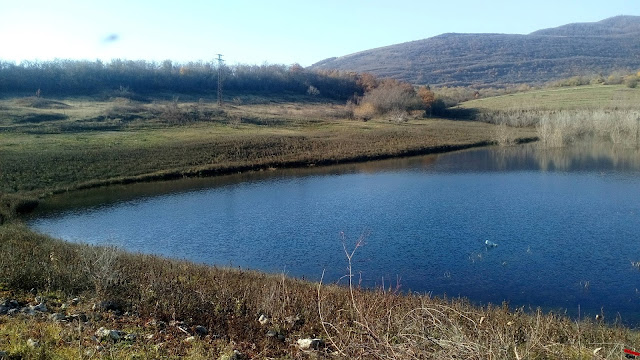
[485,240,498,248]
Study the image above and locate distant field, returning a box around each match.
[459,84,640,111]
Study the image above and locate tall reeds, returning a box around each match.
[477,109,640,147]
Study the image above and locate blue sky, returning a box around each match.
[1,0,638,66]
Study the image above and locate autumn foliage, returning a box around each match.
[417,86,436,109]
[351,75,436,120]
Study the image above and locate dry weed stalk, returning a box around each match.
[83,245,123,297]
[318,232,488,359]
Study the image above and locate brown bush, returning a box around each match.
[356,73,379,93]
[359,81,421,115]
[417,86,436,116]
[353,102,376,120]
[624,75,639,88]
[605,74,624,85]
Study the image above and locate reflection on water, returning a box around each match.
[422,142,640,173]
[30,143,640,324]
[34,155,440,215]
[494,143,640,173]
[35,143,640,215]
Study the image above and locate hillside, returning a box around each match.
[310,16,640,87]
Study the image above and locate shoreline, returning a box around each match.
[46,137,538,197]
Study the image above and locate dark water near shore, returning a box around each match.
[30,143,640,324]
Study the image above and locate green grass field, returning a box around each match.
[460,84,640,111]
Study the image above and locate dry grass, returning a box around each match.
[1,225,639,359]
[459,85,640,147]
[475,109,640,147]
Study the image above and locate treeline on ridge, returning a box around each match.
[0,60,363,101]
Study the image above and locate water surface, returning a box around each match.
[30,143,640,323]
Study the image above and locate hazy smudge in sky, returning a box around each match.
[102,34,119,44]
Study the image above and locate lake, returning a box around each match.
[29,143,640,324]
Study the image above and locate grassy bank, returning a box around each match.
[2,224,639,359]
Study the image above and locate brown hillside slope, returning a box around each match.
[310,16,640,87]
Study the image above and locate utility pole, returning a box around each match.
[216,54,224,107]
[636,117,639,149]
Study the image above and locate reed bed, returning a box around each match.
[463,84,640,147]
[476,109,640,147]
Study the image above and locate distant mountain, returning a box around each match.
[530,15,640,36]
[310,16,640,87]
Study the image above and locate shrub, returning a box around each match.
[554,76,590,87]
[605,74,624,85]
[624,76,638,88]
[359,81,421,115]
[432,86,477,106]
[356,73,379,92]
[417,86,436,116]
[353,102,376,120]
[430,98,448,116]
[387,108,408,123]
[306,85,320,96]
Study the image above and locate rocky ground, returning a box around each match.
[0,292,328,359]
